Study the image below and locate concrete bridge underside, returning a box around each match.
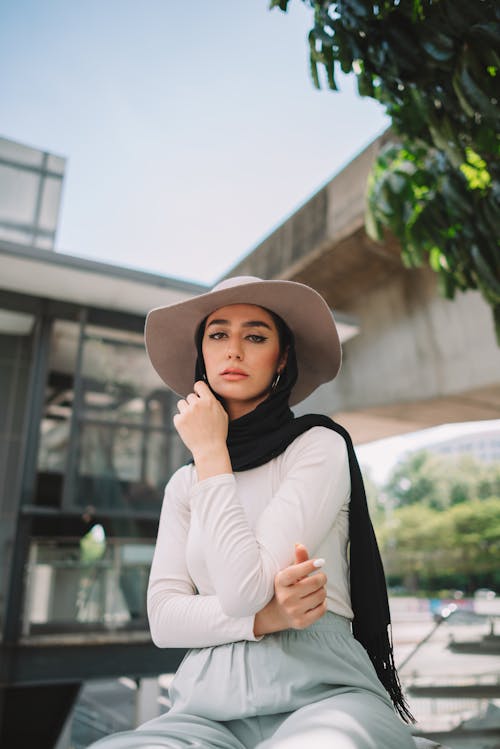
[226,133,500,444]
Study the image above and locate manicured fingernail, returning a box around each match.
[313,558,325,568]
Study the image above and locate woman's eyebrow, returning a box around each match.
[206,318,230,328]
[206,318,272,330]
[242,320,272,330]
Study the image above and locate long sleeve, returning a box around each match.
[190,427,350,618]
[147,467,259,648]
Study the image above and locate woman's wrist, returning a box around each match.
[193,442,232,481]
[253,597,287,638]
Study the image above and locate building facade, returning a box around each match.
[0,138,207,748]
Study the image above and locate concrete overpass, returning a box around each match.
[225,133,500,444]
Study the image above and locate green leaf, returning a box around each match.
[460,148,492,191]
[269,0,289,10]
[459,58,499,121]
[468,22,500,50]
[421,33,455,63]
[386,171,408,195]
[494,303,500,346]
[438,270,457,299]
[365,204,384,241]
[429,246,444,272]
[311,25,335,46]
[479,195,500,239]
[441,175,474,215]
[471,245,500,301]
[452,69,477,118]
[357,70,374,97]
[344,0,370,18]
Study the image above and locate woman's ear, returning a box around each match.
[278,345,289,373]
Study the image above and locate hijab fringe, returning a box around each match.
[357,625,415,723]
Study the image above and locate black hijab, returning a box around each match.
[194,326,414,723]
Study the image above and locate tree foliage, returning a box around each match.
[382,449,500,509]
[271,0,500,341]
[371,450,500,588]
[380,498,500,581]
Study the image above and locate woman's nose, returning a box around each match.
[226,341,243,359]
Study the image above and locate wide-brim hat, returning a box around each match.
[145,275,341,406]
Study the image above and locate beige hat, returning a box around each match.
[145,275,341,406]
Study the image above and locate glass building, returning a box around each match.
[0,136,65,249]
[0,137,206,748]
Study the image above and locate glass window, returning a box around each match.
[46,153,65,175]
[38,176,63,232]
[34,235,54,250]
[72,324,181,512]
[80,326,167,422]
[22,535,154,635]
[36,319,186,513]
[36,320,80,506]
[0,136,44,167]
[0,136,65,249]
[0,164,40,223]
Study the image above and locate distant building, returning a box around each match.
[428,429,500,464]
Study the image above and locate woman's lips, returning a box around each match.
[220,369,248,380]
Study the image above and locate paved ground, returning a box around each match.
[390,599,500,748]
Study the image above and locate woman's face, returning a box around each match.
[202,303,287,420]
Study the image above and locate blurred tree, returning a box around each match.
[371,450,500,588]
[382,449,454,509]
[271,0,500,341]
[476,459,500,499]
[381,497,500,584]
[359,464,385,523]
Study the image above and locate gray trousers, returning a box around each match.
[89,613,418,748]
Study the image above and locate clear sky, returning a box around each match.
[0,0,389,285]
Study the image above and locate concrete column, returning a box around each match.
[54,716,72,749]
[135,677,160,726]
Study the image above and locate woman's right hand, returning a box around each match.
[253,544,328,637]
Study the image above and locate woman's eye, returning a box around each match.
[207,332,267,342]
[247,334,267,343]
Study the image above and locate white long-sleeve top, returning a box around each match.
[147,426,353,649]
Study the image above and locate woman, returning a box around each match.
[89,276,418,749]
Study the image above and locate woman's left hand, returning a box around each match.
[173,381,231,478]
[253,544,327,637]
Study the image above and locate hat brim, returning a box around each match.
[144,278,341,406]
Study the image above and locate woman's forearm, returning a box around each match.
[148,585,261,648]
